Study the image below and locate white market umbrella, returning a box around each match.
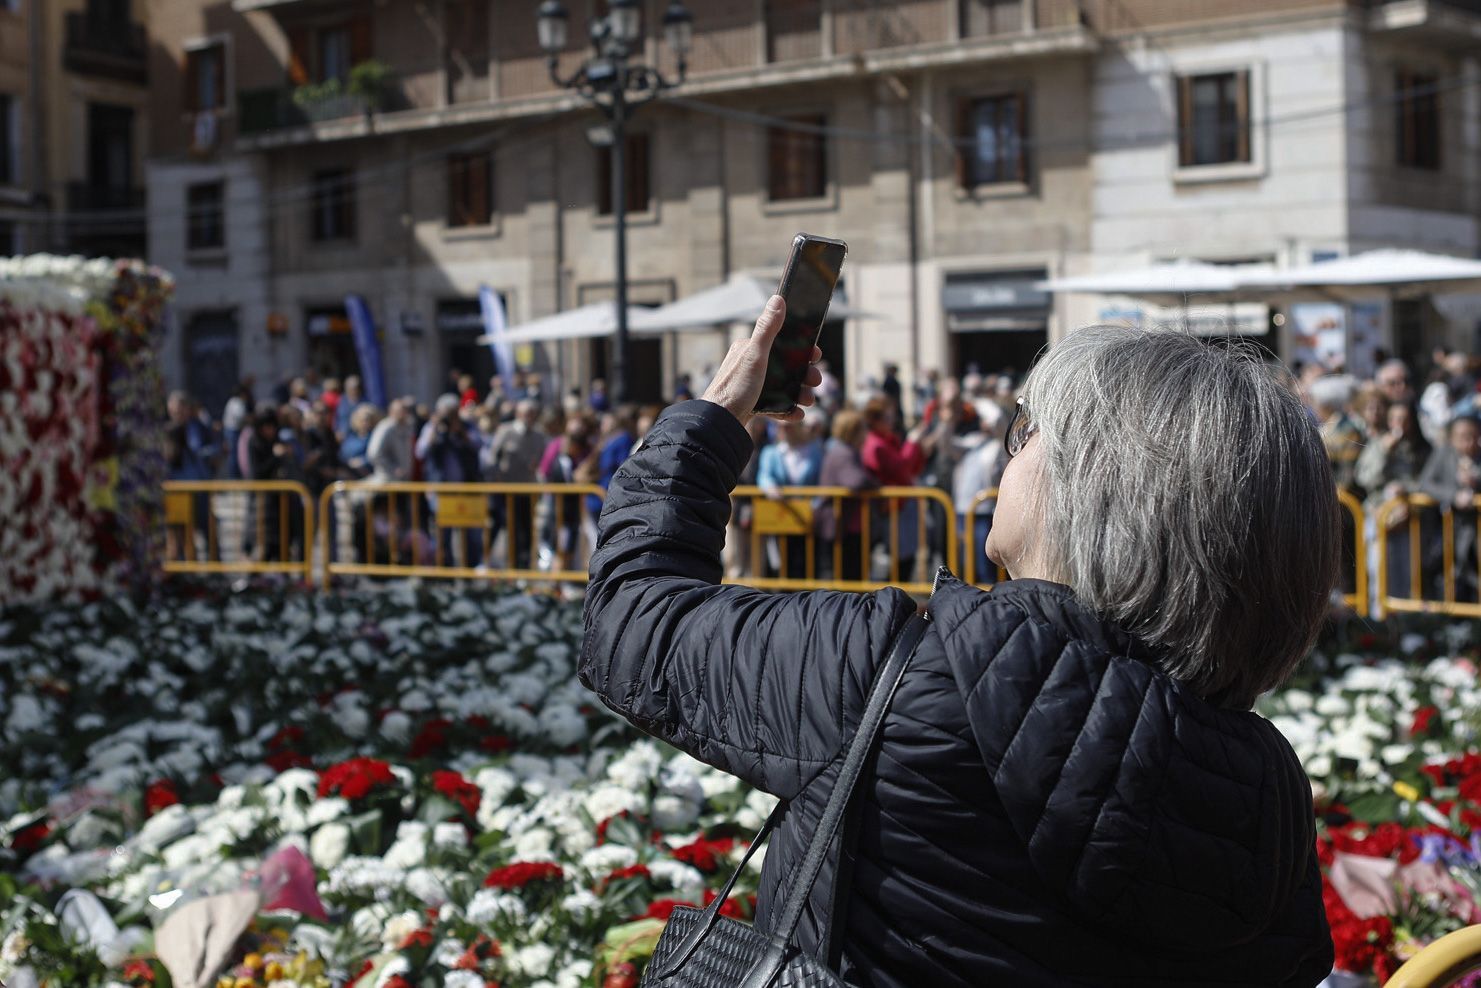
[475,301,666,345]
[1036,260,1278,306]
[1241,249,1481,301]
[641,273,880,332]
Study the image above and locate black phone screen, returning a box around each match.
[755,234,847,414]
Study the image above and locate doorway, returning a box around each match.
[952,328,1048,382]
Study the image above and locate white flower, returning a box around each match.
[648,859,705,897]
[1314,695,1349,716]
[306,797,349,827]
[582,783,639,825]
[559,887,602,920]
[465,888,526,925]
[507,943,557,976]
[652,794,700,832]
[513,827,555,860]
[578,844,638,875]
[381,711,412,745]
[380,910,424,952]
[432,822,466,847]
[443,971,484,988]
[1307,754,1333,777]
[309,823,350,870]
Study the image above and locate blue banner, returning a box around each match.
[344,294,388,410]
[479,285,516,398]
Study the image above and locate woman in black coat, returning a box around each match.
[581,298,1338,987]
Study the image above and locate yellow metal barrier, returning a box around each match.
[727,485,957,595]
[1376,492,1481,618]
[962,488,1009,588]
[1336,487,1367,613]
[161,480,315,582]
[318,480,606,588]
[1387,924,1481,987]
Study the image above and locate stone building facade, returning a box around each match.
[144,0,1481,414]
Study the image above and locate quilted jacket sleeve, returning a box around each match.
[580,400,918,799]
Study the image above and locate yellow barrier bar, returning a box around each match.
[1334,487,1366,613]
[319,481,606,589]
[1374,493,1481,619]
[162,481,314,581]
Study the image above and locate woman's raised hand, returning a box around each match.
[701,295,822,427]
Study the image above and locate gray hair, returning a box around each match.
[1019,326,1338,709]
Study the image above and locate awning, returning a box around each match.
[1036,261,1277,305]
[1037,251,1481,305]
[474,302,666,345]
[640,273,879,332]
[1241,249,1481,299]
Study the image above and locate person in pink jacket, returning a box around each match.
[859,396,937,582]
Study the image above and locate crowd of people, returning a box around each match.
[163,342,1481,597]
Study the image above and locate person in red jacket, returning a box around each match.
[859,397,936,582]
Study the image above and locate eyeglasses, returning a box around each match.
[1005,396,1038,458]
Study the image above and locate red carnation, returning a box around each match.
[1411,705,1440,737]
[671,835,738,873]
[607,863,651,882]
[483,861,564,889]
[383,977,413,988]
[399,927,434,950]
[11,821,52,855]
[432,770,482,818]
[144,779,180,817]
[410,718,452,759]
[122,959,155,984]
[637,898,694,921]
[317,756,396,801]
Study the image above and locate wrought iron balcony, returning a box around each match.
[63,11,148,85]
[238,75,403,137]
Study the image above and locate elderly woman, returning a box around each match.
[582,301,1336,986]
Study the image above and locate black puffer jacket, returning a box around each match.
[581,401,1333,987]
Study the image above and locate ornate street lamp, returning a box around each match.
[538,0,691,404]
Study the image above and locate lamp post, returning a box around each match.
[538,0,692,405]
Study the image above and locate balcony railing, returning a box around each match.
[63,12,148,85]
[65,183,147,260]
[239,71,403,137]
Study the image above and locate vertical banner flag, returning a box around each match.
[344,294,389,410]
[480,285,517,397]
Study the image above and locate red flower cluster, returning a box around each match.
[606,863,652,882]
[465,715,514,754]
[11,820,52,855]
[1412,705,1440,737]
[1324,877,1398,981]
[398,927,434,951]
[265,725,313,773]
[383,977,413,988]
[1323,821,1422,865]
[1420,752,1481,790]
[670,835,738,873]
[410,718,452,759]
[635,890,744,923]
[144,779,180,817]
[432,769,482,818]
[453,934,502,970]
[122,959,155,984]
[317,757,396,801]
[483,861,564,889]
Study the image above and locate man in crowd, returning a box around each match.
[483,400,547,570]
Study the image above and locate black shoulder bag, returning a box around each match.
[641,614,931,988]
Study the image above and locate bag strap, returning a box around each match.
[769,612,930,942]
[648,612,930,982]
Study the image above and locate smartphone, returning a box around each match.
[754,233,847,414]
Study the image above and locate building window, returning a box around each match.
[1396,69,1440,170]
[319,26,352,83]
[0,93,15,185]
[960,0,1023,36]
[289,18,370,86]
[957,94,1027,187]
[596,133,651,215]
[184,44,226,113]
[0,220,15,255]
[764,0,820,62]
[186,181,224,251]
[767,114,827,201]
[310,168,356,242]
[447,151,493,227]
[1176,71,1251,168]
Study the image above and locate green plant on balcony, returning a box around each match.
[291,76,344,110]
[347,59,392,110]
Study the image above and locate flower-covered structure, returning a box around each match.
[0,254,173,602]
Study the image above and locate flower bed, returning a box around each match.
[0,255,172,603]
[4,586,1481,986]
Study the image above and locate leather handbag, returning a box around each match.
[641,614,931,988]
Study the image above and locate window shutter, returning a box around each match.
[184,52,200,113]
[1014,92,1028,182]
[1176,76,1193,168]
[447,155,464,226]
[955,97,971,188]
[288,28,310,85]
[471,152,491,224]
[1235,70,1251,163]
[350,16,373,66]
[214,47,228,109]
